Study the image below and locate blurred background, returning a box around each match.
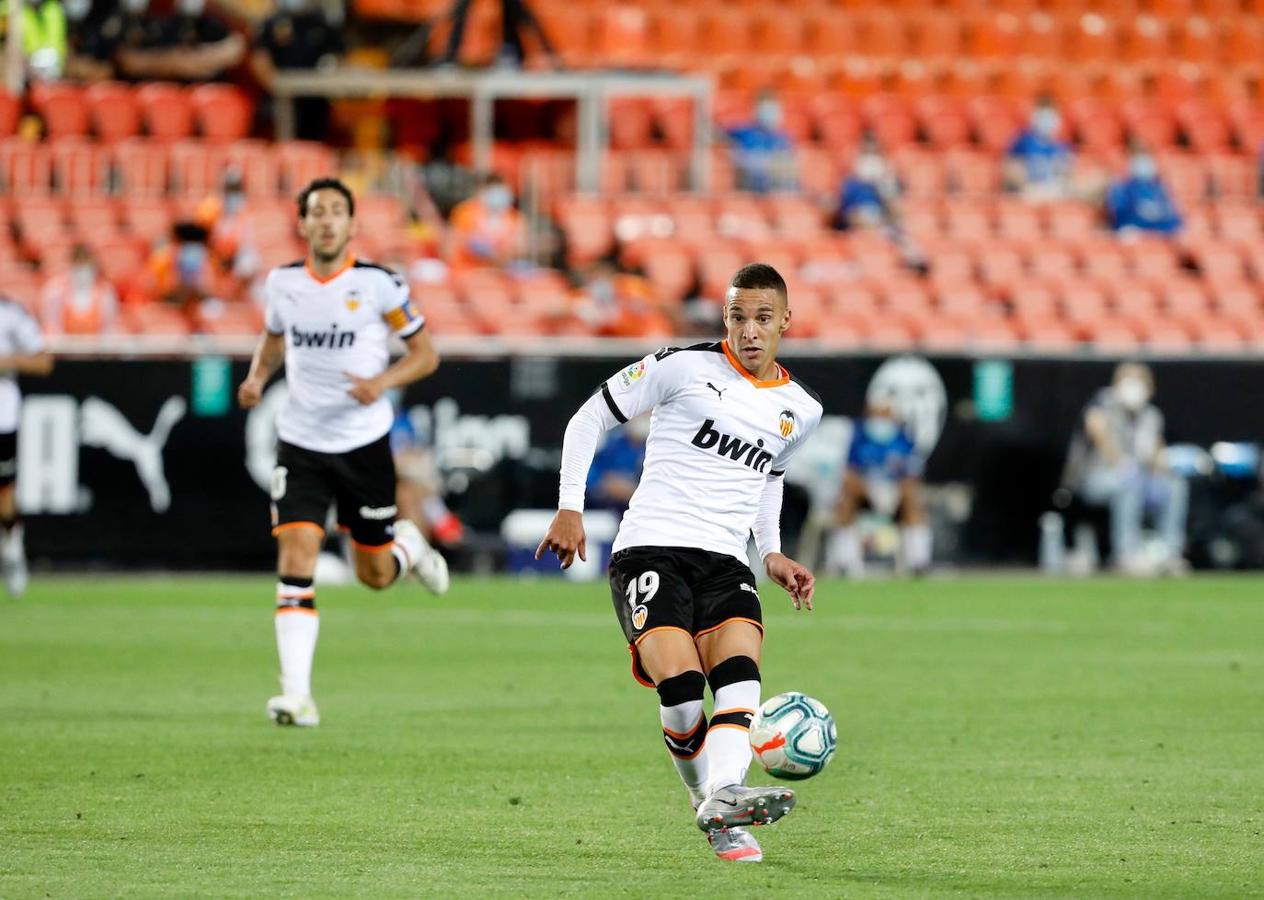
[4,0,1264,578]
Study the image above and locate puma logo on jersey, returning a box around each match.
[706,382,726,399]
[290,323,356,349]
[690,419,774,473]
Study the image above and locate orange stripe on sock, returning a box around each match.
[663,713,704,741]
[275,607,318,616]
[707,723,751,732]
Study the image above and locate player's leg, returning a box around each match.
[268,442,331,726]
[0,431,26,597]
[827,468,866,576]
[337,435,448,593]
[898,477,932,575]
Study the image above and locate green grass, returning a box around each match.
[1,574,1262,898]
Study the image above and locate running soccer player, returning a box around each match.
[237,178,448,728]
[0,296,53,597]
[537,264,822,863]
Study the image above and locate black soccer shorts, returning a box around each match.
[608,545,764,688]
[0,431,16,487]
[271,433,398,548]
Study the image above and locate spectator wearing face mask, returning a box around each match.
[1062,362,1188,574]
[833,137,926,271]
[118,0,244,82]
[826,402,931,578]
[252,0,344,141]
[1004,97,1073,200]
[196,171,261,290]
[448,174,525,271]
[726,90,796,194]
[141,222,231,309]
[0,0,68,81]
[38,244,119,335]
[1106,145,1182,237]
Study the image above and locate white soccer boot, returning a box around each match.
[707,826,763,862]
[266,694,320,727]
[394,519,449,595]
[695,784,797,832]
[1,525,28,598]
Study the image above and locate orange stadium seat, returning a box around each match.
[138,83,195,142]
[648,10,698,69]
[113,140,169,198]
[169,140,228,197]
[85,83,141,144]
[593,5,651,69]
[276,142,337,194]
[50,140,109,196]
[30,83,89,140]
[804,11,855,57]
[0,91,19,138]
[0,139,52,196]
[68,197,120,236]
[122,198,173,244]
[751,11,806,60]
[191,85,253,144]
[697,8,753,61]
[608,99,654,151]
[124,303,192,336]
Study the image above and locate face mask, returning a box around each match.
[1032,108,1060,138]
[1116,378,1150,411]
[177,242,207,279]
[756,100,782,130]
[856,154,885,182]
[64,0,91,20]
[864,417,899,444]
[122,0,148,14]
[71,264,95,288]
[176,0,204,16]
[224,191,245,214]
[483,185,512,212]
[1130,155,1157,180]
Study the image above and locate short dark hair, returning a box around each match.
[729,263,788,303]
[297,178,355,219]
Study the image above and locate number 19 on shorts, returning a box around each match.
[626,571,659,631]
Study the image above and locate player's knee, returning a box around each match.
[657,671,707,759]
[707,655,761,694]
[656,669,705,707]
[355,562,394,590]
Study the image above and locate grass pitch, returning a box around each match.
[1,574,1261,898]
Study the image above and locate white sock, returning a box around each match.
[827,526,863,575]
[660,699,709,806]
[275,580,319,698]
[902,523,932,570]
[706,679,761,795]
[390,519,424,583]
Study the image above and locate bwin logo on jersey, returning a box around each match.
[779,409,796,438]
[690,419,774,473]
[291,323,356,349]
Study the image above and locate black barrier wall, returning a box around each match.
[17,354,1263,569]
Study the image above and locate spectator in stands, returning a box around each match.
[586,415,649,513]
[1,0,68,80]
[437,0,560,69]
[581,261,673,339]
[38,244,119,335]
[251,0,344,141]
[142,222,227,309]
[65,0,116,81]
[1106,145,1183,237]
[118,0,244,82]
[726,90,796,194]
[448,173,526,270]
[825,401,931,578]
[1062,362,1188,574]
[1004,97,1073,200]
[196,171,261,293]
[833,137,926,272]
[74,0,152,81]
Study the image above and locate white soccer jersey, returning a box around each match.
[0,298,46,433]
[264,257,425,454]
[564,341,823,562]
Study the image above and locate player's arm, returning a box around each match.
[0,351,53,376]
[753,474,816,611]
[347,329,439,405]
[238,331,285,409]
[537,352,675,569]
[1084,406,1119,464]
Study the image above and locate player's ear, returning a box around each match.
[780,304,792,334]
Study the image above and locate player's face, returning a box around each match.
[723,287,790,376]
[299,189,356,262]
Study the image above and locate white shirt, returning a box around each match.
[0,298,46,433]
[559,341,823,562]
[264,257,425,454]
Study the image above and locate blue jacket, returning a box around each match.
[848,421,923,481]
[1008,129,1071,185]
[1106,177,1183,235]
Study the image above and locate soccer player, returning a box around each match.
[537,264,822,863]
[0,297,54,597]
[237,178,448,728]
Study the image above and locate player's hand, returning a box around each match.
[764,553,816,611]
[345,373,385,405]
[237,376,265,409]
[535,509,587,570]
